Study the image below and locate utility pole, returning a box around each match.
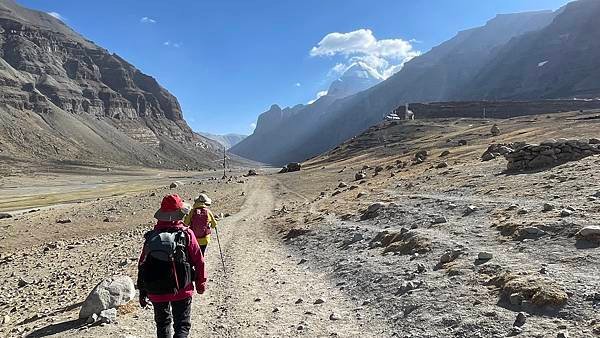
[483,107,487,119]
[222,147,227,179]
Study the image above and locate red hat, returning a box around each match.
[154,194,191,221]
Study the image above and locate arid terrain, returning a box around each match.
[1,111,600,338]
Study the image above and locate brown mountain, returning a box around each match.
[0,0,223,170]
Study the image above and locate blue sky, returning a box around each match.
[20,0,570,135]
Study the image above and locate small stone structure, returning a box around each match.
[504,138,600,171]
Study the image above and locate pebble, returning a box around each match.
[314,298,326,305]
[543,203,555,212]
[557,331,569,338]
[295,298,304,304]
[432,216,448,224]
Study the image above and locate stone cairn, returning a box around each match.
[503,138,600,171]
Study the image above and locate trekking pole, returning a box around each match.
[214,227,227,275]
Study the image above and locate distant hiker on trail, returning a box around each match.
[184,193,218,255]
[137,194,206,338]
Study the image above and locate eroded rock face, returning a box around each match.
[0,1,221,168]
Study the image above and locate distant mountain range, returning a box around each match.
[0,0,224,169]
[198,132,247,149]
[231,0,600,166]
[230,62,384,164]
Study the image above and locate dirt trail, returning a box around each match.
[87,176,390,338]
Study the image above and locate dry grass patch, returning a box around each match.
[488,271,568,308]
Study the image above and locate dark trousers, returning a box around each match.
[153,297,192,338]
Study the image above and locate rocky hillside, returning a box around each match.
[231,62,383,165]
[463,0,600,100]
[0,0,223,170]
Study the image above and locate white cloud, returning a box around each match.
[308,90,328,105]
[140,17,157,24]
[47,12,65,21]
[295,82,301,87]
[310,29,420,79]
[250,122,257,131]
[163,41,182,48]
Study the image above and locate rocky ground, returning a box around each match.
[0,112,599,337]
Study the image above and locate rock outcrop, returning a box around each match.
[0,0,222,169]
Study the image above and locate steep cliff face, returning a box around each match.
[0,0,221,169]
[463,0,600,100]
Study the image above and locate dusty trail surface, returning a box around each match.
[49,176,389,337]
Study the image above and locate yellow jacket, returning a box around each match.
[183,202,218,246]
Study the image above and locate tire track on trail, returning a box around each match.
[111,176,390,337]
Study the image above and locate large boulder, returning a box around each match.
[286,162,302,172]
[79,275,135,319]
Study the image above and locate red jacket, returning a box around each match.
[138,220,206,303]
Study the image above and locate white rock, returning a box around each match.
[79,275,135,319]
[99,308,117,324]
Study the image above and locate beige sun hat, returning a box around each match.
[195,193,212,205]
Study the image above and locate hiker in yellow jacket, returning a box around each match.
[184,194,218,255]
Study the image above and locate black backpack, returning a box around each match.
[138,228,194,295]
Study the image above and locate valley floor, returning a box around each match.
[1,112,600,338]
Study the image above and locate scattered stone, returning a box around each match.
[440,249,463,264]
[272,307,279,313]
[169,181,182,189]
[490,124,501,136]
[488,272,568,308]
[56,218,72,224]
[361,202,387,220]
[79,275,136,319]
[314,298,326,305]
[576,226,600,242]
[463,205,477,216]
[338,182,348,188]
[560,209,573,217]
[356,192,367,199]
[436,162,448,169]
[517,208,528,215]
[514,312,527,327]
[298,258,308,265]
[432,216,448,224]
[150,192,157,197]
[0,213,12,220]
[557,331,569,338]
[417,263,426,273]
[440,150,451,157]
[18,277,31,288]
[355,172,367,181]
[98,308,117,324]
[2,315,10,325]
[543,203,555,212]
[246,169,258,177]
[295,298,304,304]
[329,312,341,321]
[478,252,493,260]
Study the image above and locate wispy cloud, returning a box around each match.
[310,29,420,79]
[295,82,302,87]
[47,12,65,21]
[250,122,257,131]
[163,41,182,48]
[140,17,157,24]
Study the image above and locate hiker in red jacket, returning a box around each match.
[137,194,206,338]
